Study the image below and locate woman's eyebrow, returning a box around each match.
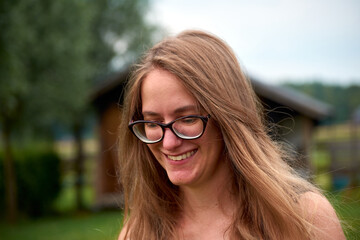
[142,111,160,117]
[173,105,198,114]
[142,105,198,117]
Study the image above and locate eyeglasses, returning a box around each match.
[128,115,211,144]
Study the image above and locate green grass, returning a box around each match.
[0,211,123,240]
[53,183,95,212]
[311,148,332,190]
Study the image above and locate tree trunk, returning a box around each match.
[2,124,18,223]
[350,122,359,187]
[73,122,85,210]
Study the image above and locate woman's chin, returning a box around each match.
[167,173,196,187]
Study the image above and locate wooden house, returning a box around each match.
[91,71,332,209]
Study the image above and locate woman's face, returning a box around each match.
[141,68,227,188]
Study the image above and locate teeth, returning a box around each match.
[167,150,196,161]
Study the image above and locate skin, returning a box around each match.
[300,192,346,240]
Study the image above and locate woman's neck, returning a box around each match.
[180,162,235,219]
[177,163,235,240]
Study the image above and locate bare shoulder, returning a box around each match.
[118,223,129,240]
[299,192,346,240]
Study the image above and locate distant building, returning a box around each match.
[91,71,332,209]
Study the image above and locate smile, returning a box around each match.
[167,150,197,161]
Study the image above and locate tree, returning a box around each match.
[284,81,360,124]
[71,0,161,210]
[0,0,160,220]
[0,0,94,221]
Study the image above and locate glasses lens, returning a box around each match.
[132,122,163,143]
[173,117,204,139]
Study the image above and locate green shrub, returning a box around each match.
[0,147,61,217]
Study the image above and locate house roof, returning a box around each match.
[91,70,130,103]
[91,70,333,121]
[250,78,333,121]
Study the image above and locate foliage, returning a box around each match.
[0,147,61,217]
[89,0,161,81]
[283,82,360,124]
[0,211,123,240]
[0,0,160,220]
[53,184,95,213]
[0,0,94,131]
[0,0,160,153]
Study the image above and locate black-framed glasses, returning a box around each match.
[128,115,211,144]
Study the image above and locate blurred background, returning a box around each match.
[0,0,359,239]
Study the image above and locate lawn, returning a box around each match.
[0,211,123,240]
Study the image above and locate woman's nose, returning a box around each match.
[162,128,182,150]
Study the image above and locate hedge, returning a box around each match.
[0,147,61,217]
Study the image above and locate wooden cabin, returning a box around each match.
[91,72,332,209]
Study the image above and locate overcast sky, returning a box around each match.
[149,0,360,85]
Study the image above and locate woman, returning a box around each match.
[118,30,345,239]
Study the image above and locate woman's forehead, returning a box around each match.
[140,69,200,116]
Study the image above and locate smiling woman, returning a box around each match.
[117,30,345,239]
[139,68,225,188]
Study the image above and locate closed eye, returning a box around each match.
[179,117,199,125]
[145,122,159,128]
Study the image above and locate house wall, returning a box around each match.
[277,115,314,177]
[95,103,123,208]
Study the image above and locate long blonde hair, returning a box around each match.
[119,30,318,239]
